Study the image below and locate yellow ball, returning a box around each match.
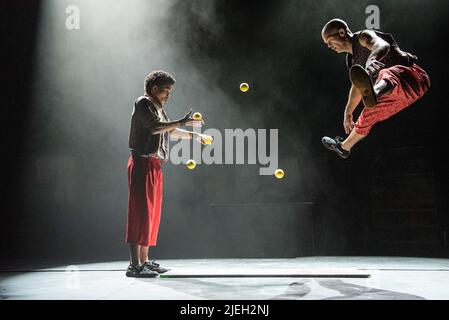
[186,159,196,170]
[193,112,202,121]
[274,169,284,179]
[240,82,249,92]
[203,137,213,145]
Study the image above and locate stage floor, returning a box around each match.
[1,256,449,300]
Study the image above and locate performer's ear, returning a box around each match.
[338,28,346,38]
[151,85,159,94]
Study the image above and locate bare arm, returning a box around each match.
[154,108,207,135]
[141,108,195,135]
[358,30,391,75]
[152,120,184,135]
[170,128,213,145]
[169,128,194,140]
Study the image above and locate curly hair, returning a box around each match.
[144,70,176,95]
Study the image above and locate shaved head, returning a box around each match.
[321,18,351,40]
[321,18,353,54]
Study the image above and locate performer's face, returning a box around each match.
[322,29,347,54]
[152,84,173,106]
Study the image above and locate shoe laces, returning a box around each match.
[334,136,344,143]
[140,263,154,272]
[142,261,159,269]
[151,260,160,267]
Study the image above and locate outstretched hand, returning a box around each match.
[180,109,193,124]
[180,109,204,127]
[195,133,213,145]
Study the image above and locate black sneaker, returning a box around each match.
[321,136,351,159]
[125,264,159,278]
[143,260,170,274]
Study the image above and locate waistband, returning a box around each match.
[130,150,161,160]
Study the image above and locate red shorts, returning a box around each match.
[354,63,431,136]
[125,154,163,247]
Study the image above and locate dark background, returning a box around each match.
[1,0,448,267]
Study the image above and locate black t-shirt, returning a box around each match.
[128,95,169,159]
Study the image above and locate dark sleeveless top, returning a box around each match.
[346,30,418,79]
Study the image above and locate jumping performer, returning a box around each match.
[321,19,430,158]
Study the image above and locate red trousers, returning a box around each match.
[354,63,431,136]
[126,154,163,247]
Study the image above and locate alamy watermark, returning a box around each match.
[170,127,279,175]
[365,5,380,30]
[65,265,80,290]
[65,5,80,30]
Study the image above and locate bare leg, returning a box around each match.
[341,129,366,151]
[129,243,140,267]
[374,79,394,98]
[339,80,392,151]
[140,246,149,264]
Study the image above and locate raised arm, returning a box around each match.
[358,30,391,75]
